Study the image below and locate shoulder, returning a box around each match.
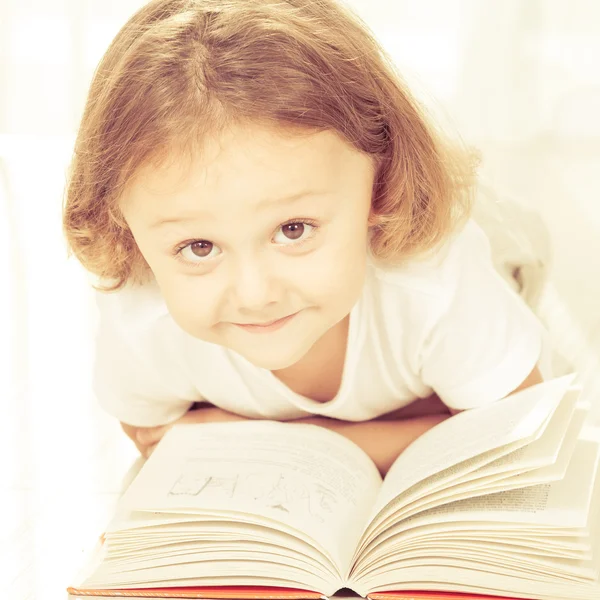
[94,279,190,358]
[93,281,202,426]
[369,219,492,304]
[95,279,169,326]
[363,220,494,372]
[93,279,213,396]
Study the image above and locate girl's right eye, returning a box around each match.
[177,240,222,264]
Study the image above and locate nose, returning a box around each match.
[230,255,282,314]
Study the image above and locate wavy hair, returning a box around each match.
[64,0,480,290]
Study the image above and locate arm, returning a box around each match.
[125,365,544,471]
[125,407,447,474]
[300,364,544,475]
[301,413,448,476]
[511,364,543,392]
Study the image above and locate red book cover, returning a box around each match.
[368,592,520,600]
[67,586,521,599]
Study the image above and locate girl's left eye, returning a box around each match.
[273,221,317,245]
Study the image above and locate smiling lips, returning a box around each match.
[233,312,299,333]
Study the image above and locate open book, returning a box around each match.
[68,375,600,600]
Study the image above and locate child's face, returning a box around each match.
[122,122,376,370]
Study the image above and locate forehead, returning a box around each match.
[121,123,375,221]
[138,124,369,188]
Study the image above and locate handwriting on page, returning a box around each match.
[167,467,339,523]
[118,421,382,572]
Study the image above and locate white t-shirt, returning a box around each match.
[94,220,544,427]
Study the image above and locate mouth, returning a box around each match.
[232,311,299,333]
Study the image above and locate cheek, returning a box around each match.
[299,231,368,306]
[155,274,222,336]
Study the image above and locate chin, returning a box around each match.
[238,345,309,371]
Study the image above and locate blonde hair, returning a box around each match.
[64,0,480,291]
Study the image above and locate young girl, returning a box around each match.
[64,0,544,475]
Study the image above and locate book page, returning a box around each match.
[116,421,382,574]
[482,403,587,489]
[350,436,600,597]
[446,390,583,486]
[356,474,600,600]
[369,375,574,523]
[387,437,599,531]
[376,399,587,527]
[107,516,336,570]
[360,522,591,565]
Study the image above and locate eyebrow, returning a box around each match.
[149,189,322,229]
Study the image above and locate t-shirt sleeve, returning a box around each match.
[418,222,544,410]
[93,287,198,427]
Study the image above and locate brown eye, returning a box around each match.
[190,241,213,257]
[282,223,304,240]
[273,221,317,245]
[179,240,221,263]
